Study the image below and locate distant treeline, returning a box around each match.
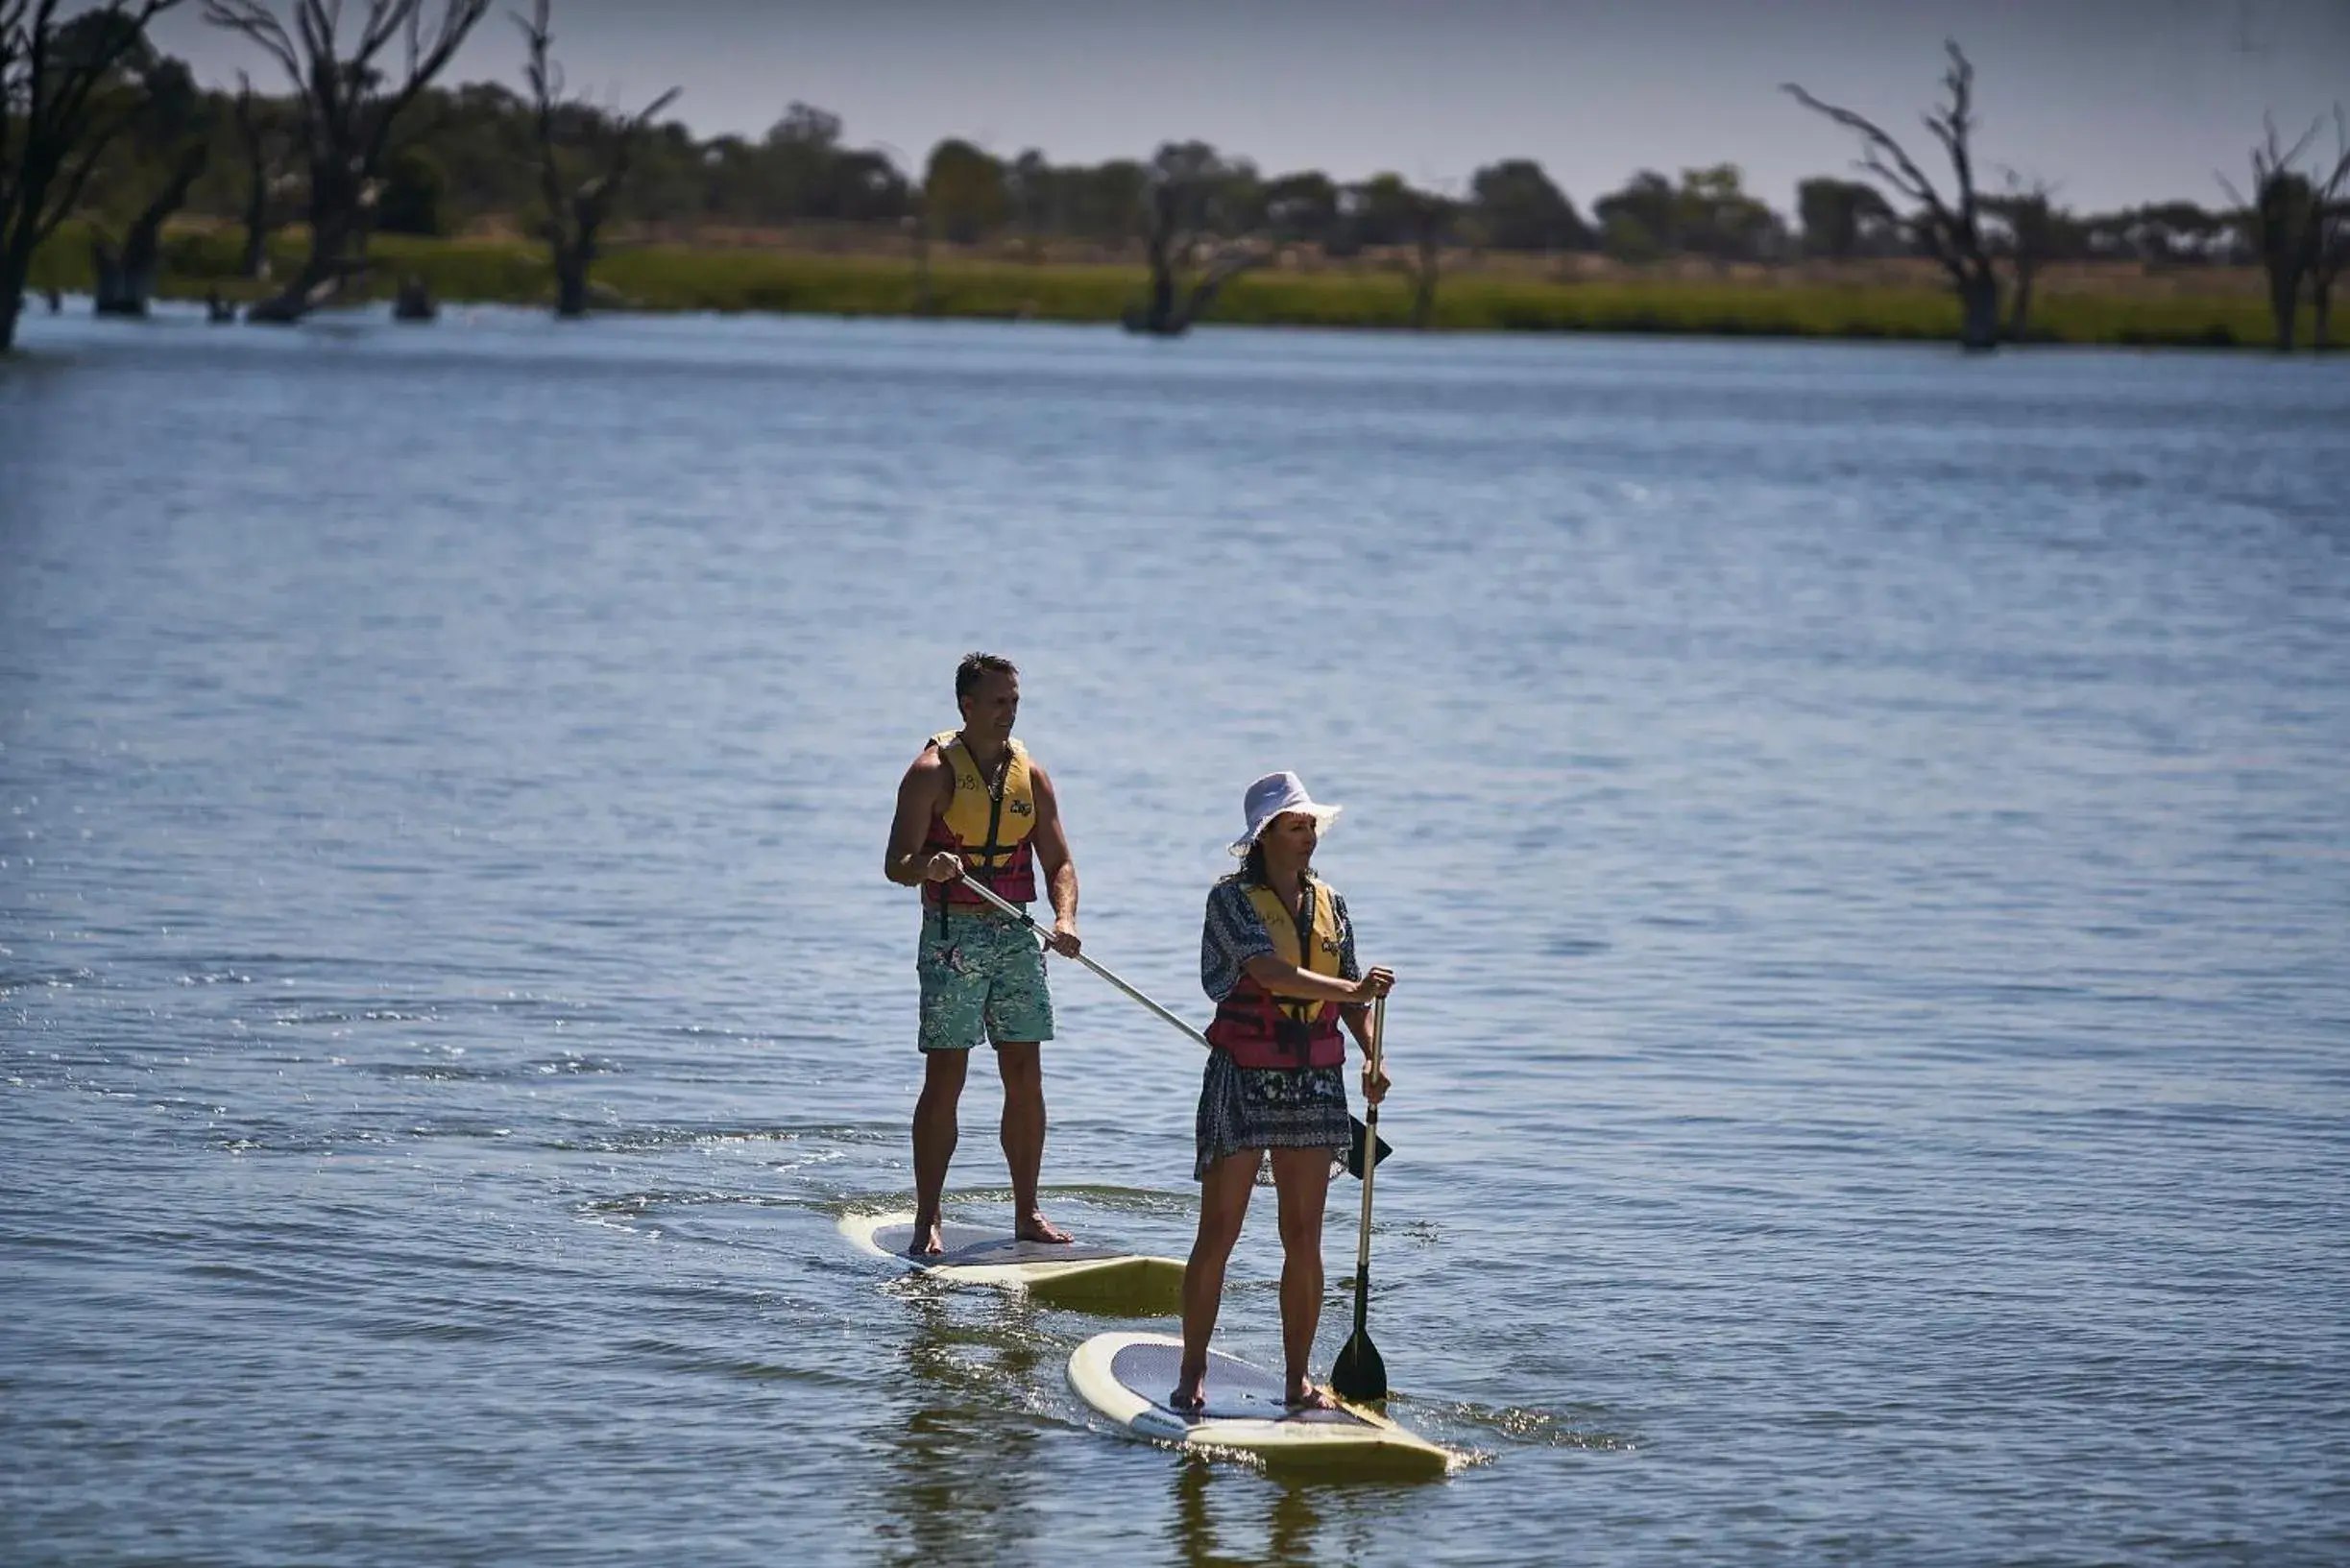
[105,80,2249,268]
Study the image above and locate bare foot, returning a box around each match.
[908,1215,945,1257]
[1015,1211,1074,1244]
[1169,1365,1207,1416]
[1284,1382,1340,1411]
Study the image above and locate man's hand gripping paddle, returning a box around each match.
[1329,993,1389,1404]
[953,873,1390,1171]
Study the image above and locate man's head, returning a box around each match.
[955,652,1021,743]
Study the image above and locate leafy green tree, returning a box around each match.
[1006,147,1053,256]
[1672,163,1781,258]
[1262,170,1337,247]
[924,137,1004,244]
[376,147,442,234]
[1467,158,1589,251]
[1594,170,1674,260]
[1796,177,1894,258]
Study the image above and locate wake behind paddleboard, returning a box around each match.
[1069,1331,1452,1478]
[840,1212,1185,1315]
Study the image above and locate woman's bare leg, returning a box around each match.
[1270,1146,1335,1408]
[1173,1149,1259,1411]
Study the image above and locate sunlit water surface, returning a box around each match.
[4,305,2346,1566]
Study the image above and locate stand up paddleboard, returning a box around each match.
[1069,1332,1451,1478]
[841,1213,1185,1315]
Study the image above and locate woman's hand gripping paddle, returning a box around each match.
[1330,995,1389,1404]
[955,872,1393,1170]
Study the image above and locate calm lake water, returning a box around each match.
[4,304,2346,1567]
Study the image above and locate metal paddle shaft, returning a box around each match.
[1330,995,1390,1404]
[952,871,1386,1173]
[953,875,1211,1048]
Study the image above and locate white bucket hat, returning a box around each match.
[1228,771,1345,856]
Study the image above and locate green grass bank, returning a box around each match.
[26,225,2286,349]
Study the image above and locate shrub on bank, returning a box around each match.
[25,226,2280,349]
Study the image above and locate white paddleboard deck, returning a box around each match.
[1069,1331,1452,1477]
[840,1213,1184,1315]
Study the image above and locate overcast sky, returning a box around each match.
[152,0,2350,213]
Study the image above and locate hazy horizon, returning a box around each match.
[150,0,2350,216]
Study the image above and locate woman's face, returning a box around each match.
[1262,810,1319,863]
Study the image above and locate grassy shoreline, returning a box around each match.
[27,226,2289,349]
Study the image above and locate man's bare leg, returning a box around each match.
[1172,1149,1259,1412]
[909,1049,968,1256]
[996,1041,1071,1242]
[1271,1146,1337,1408]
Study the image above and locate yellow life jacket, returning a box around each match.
[1205,876,1348,1069]
[922,730,1038,907]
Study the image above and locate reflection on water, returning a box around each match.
[1172,1460,1330,1568]
[880,1292,1054,1564]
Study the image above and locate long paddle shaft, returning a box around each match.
[1330,995,1390,1402]
[955,871,1387,1179]
[953,874,1212,1049]
[1352,997,1384,1310]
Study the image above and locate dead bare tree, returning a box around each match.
[91,138,205,313]
[2304,109,2350,350]
[514,0,674,319]
[87,39,211,316]
[1400,187,1457,330]
[2219,117,2327,350]
[230,70,294,277]
[1985,173,2059,344]
[1785,40,2003,351]
[204,0,491,323]
[1125,142,1265,337]
[1,0,185,351]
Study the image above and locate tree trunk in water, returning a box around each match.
[90,237,154,317]
[554,248,588,319]
[1956,269,2000,351]
[240,176,273,278]
[251,167,366,325]
[1132,239,1180,335]
[2005,263,2035,344]
[2313,277,2334,350]
[2265,270,2300,351]
[0,285,22,354]
[92,149,208,320]
[392,275,436,322]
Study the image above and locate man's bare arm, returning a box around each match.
[1028,763,1081,955]
[884,749,958,887]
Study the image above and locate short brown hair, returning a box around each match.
[956,652,1019,702]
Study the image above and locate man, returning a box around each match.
[884,652,1081,1256]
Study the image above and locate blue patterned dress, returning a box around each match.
[1194,873,1359,1179]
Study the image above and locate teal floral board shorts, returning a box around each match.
[917,906,1056,1051]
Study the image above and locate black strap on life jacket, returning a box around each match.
[1271,881,1320,1063]
[933,736,1014,940]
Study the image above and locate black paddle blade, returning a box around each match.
[1330,1327,1388,1404]
[1340,1115,1393,1181]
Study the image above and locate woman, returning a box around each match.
[1172,771,1393,1413]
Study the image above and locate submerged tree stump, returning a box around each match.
[392,274,438,323]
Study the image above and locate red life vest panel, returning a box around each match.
[1205,878,1348,1070]
[921,731,1039,908]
